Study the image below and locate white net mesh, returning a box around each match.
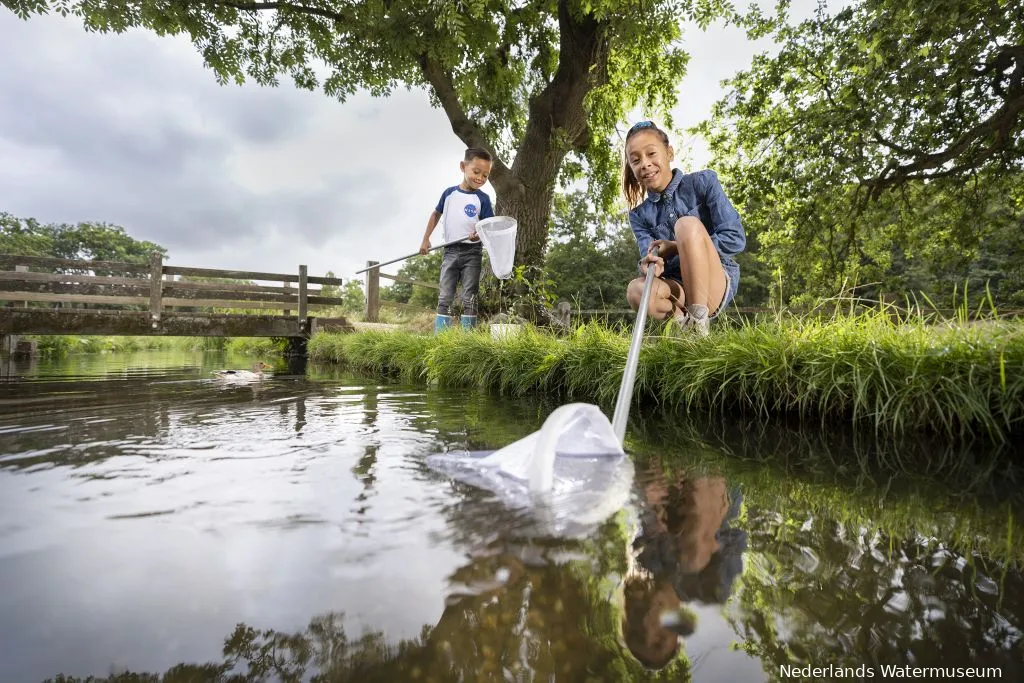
[426,403,633,537]
[477,216,517,279]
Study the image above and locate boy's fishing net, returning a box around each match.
[477,216,518,279]
[426,403,634,537]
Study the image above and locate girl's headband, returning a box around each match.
[627,120,658,136]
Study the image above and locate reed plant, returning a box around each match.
[308,305,1024,444]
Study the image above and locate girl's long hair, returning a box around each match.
[621,122,671,209]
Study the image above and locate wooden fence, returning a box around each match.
[358,256,1024,325]
[362,260,436,322]
[0,252,352,338]
[359,259,783,322]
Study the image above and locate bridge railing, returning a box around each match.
[0,252,349,337]
[361,260,436,322]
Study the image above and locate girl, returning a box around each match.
[622,120,746,336]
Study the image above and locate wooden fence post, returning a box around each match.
[364,260,379,323]
[149,252,163,328]
[15,265,28,308]
[298,265,308,334]
[283,279,292,316]
[163,271,174,312]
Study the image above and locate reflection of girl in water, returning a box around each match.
[620,464,747,669]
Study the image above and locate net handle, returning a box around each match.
[611,245,660,444]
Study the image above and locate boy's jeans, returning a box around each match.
[437,244,482,316]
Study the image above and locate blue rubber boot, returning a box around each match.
[460,315,477,330]
[434,314,453,333]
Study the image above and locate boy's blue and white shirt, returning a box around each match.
[435,186,494,243]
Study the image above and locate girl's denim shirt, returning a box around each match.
[628,168,746,304]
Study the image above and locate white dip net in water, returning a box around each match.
[426,403,635,538]
[476,216,518,280]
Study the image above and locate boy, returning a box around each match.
[420,147,495,332]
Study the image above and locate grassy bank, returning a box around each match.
[28,335,284,357]
[308,311,1024,444]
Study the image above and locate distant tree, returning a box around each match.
[0,212,168,312]
[543,191,638,312]
[384,250,443,310]
[320,270,342,300]
[339,280,365,314]
[0,212,54,256]
[52,220,166,263]
[0,211,166,263]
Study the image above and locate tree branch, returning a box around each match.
[514,0,605,165]
[862,89,1024,198]
[417,53,518,195]
[871,131,916,157]
[210,0,348,23]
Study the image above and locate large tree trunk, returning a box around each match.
[420,1,608,270]
[494,168,558,268]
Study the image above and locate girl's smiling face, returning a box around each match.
[626,130,674,194]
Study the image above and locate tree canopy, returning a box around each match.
[3,0,753,269]
[700,0,1024,305]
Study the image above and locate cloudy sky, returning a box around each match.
[0,1,837,283]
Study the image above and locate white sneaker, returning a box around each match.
[669,305,710,338]
[685,304,711,338]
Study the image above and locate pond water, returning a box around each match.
[1,351,1022,682]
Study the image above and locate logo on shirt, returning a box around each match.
[463,204,478,218]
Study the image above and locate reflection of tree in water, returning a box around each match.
[732,505,1024,675]
[45,613,409,682]
[218,613,417,682]
[44,529,692,682]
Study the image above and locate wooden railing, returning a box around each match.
[0,252,351,338]
[362,260,436,322]
[358,256,1024,325]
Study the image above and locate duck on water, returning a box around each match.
[214,362,272,380]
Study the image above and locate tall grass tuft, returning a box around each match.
[308,329,435,382]
[307,307,1024,444]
